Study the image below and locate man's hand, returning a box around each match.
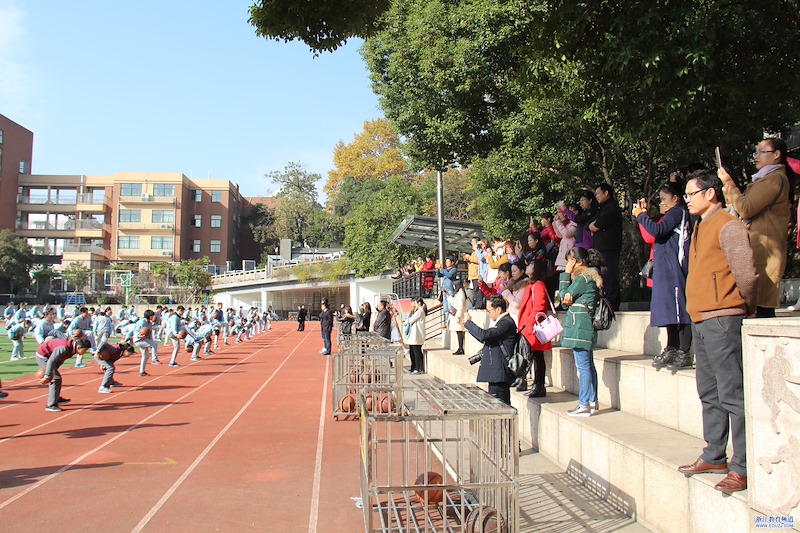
[464,313,472,323]
[39,375,52,385]
[588,222,598,233]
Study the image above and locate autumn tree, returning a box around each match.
[325,118,410,198]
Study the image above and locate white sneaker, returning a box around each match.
[98,386,112,394]
[590,401,600,414]
[788,305,796,311]
[566,405,592,417]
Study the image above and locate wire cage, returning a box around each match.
[337,332,392,352]
[332,344,404,420]
[360,382,519,532]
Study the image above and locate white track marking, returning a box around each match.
[132,331,312,532]
[0,330,292,510]
[307,353,331,533]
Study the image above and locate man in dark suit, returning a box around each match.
[373,300,392,340]
[319,302,333,355]
[589,183,623,310]
[297,305,307,331]
[464,295,517,404]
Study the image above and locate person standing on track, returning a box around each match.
[297,305,307,331]
[36,337,92,412]
[319,301,333,355]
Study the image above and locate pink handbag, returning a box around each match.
[533,294,563,344]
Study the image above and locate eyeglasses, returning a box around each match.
[754,149,776,156]
[683,188,709,200]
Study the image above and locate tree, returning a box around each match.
[174,258,212,303]
[62,262,90,293]
[343,176,424,276]
[0,229,34,294]
[244,202,278,260]
[417,167,476,222]
[31,267,56,300]
[325,119,410,198]
[248,0,392,54]
[266,162,331,247]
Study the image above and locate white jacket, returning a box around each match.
[448,289,468,332]
[406,308,427,346]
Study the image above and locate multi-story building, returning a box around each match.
[0,114,34,232]
[15,172,242,272]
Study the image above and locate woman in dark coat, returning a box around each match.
[633,182,692,370]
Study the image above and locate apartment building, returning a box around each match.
[0,114,34,232]
[15,172,242,271]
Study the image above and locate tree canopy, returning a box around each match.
[248,0,391,54]
[0,229,34,294]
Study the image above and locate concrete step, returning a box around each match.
[424,347,752,533]
[548,347,704,441]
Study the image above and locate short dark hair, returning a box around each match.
[144,309,155,320]
[488,295,507,312]
[595,183,615,197]
[687,169,724,204]
[75,338,91,349]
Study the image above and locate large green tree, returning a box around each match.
[0,229,34,294]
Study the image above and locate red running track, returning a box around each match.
[0,322,364,532]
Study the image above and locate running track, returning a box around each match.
[0,322,364,532]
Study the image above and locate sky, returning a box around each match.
[0,0,383,199]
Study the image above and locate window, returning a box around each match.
[120,183,142,196]
[119,209,141,223]
[210,240,221,253]
[211,215,222,228]
[192,214,202,227]
[19,160,29,174]
[151,210,174,223]
[193,190,202,202]
[211,190,222,203]
[191,240,201,253]
[151,236,174,250]
[0,129,3,143]
[118,236,140,249]
[153,184,175,196]
[0,147,3,171]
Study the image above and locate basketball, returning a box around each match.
[465,506,505,533]
[414,471,444,505]
[380,393,396,414]
[338,394,356,413]
[138,325,152,339]
[177,330,187,340]
[35,368,46,379]
[364,393,374,412]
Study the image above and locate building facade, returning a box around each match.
[0,114,34,232]
[15,172,242,272]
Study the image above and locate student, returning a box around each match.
[166,306,193,367]
[36,337,92,412]
[92,308,114,353]
[8,320,31,361]
[33,312,56,345]
[94,341,134,393]
[67,307,93,368]
[124,310,159,376]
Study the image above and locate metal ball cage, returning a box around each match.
[333,333,404,420]
[359,382,519,532]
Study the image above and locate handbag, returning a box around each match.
[403,320,411,336]
[499,333,531,378]
[533,292,563,344]
[639,259,654,280]
[448,305,456,316]
[593,296,615,331]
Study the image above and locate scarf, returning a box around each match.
[751,164,784,182]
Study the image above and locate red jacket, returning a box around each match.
[36,338,75,359]
[517,280,553,352]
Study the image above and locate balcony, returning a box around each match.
[118,222,175,231]
[119,194,176,206]
[15,220,76,238]
[16,195,79,213]
[63,243,107,256]
[117,248,174,259]
[76,193,106,211]
[74,219,105,238]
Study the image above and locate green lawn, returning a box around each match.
[0,326,85,382]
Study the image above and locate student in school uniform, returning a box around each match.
[7,320,31,360]
[67,307,93,368]
[94,341,135,393]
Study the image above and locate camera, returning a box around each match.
[468,352,482,365]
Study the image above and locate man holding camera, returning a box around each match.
[464,295,517,404]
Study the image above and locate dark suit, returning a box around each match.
[373,308,391,340]
[464,314,517,404]
[297,308,307,331]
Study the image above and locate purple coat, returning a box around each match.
[569,206,596,250]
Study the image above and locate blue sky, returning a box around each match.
[0,0,382,199]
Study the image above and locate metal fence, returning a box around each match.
[360,382,519,532]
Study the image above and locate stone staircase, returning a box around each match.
[424,311,754,533]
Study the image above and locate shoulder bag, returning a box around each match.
[533,292,563,344]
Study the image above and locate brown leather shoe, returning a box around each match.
[678,458,728,476]
[715,471,747,493]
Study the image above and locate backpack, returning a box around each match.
[592,296,615,331]
[500,330,532,378]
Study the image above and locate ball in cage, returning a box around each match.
[338,394,356,413]
[465,505,505,533]
[414,471,444,505]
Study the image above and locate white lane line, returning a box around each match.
[308,353,332,533]
[0,330,290,510]
[132,330,313,533]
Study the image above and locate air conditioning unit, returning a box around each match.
[162,251,172,256]
[141,194,152,201]
[161,224,170,229]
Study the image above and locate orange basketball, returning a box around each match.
[414,471,444,505]
[35,368,46,379]
[364,393,374,412]
[177,330,188,340]
[138,325,152,339]
[338,394,356,413]
[380,393,396,414]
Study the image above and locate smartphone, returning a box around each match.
[715,146,723,169]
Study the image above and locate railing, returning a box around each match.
[64,243,105,254]
[74,219,104,230]
[76,193,105,204]
[16,195,78,205]
[117,249,174,258]
[16,221,75,231]
[118,222,175,231]
[211,257,345,286]
[392,271,440,300]
[424,302,445,341]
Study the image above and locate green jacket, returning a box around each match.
[558,266,602,350]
